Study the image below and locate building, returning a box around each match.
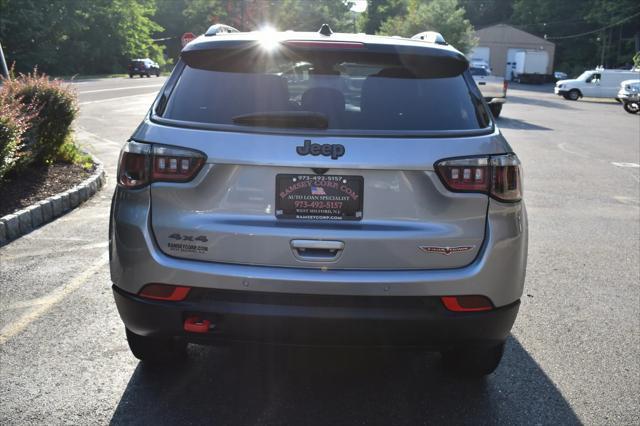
[470,24,556,79]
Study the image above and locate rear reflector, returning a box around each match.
[184,316,211,333]
[139,284,191,301]
[441,296,493,312]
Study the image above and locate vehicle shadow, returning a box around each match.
[497,116,552,131]
[507,94,575,111]
[110,336,580,425]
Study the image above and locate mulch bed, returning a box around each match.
[0,162,94,217]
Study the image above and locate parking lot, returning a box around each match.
[1,78,639,425]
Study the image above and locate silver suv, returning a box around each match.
[110,25,527,376]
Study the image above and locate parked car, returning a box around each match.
[554,68,640,100]
[470,62,507,117]
[111,25,527,377]
[128,58,160,78]
[617,79,640,114]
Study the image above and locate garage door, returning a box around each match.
[469,47,490,63]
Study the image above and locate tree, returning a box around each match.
[379,0,477,54]
[357,0,405,34]
[459,0,513,28]
[0,0,164,75]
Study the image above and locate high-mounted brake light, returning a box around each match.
[284,40,365,49]
[117,142,205,188]
[435,154,522,202]
[139,284,191,301]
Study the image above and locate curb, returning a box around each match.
[0,155,106,247]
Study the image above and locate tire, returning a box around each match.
[623,102,640,114]
[567,89,580,101]
[128,74,133,78]
[440,342,505,377]
[489,103,503,118]
[125,328,187,364]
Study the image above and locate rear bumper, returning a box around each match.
[113,285,519,348]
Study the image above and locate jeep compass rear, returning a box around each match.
[110,26,527,376]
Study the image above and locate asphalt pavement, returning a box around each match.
[0,77,638,425]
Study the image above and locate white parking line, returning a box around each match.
[557,143,590,158]
[78,84,163,94]
[79,92,158,105]
[0,252,108,345]
[611,162,640,168]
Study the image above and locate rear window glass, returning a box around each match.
[470,67,490,76]
[161,46,489,133]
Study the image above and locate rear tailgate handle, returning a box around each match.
[478,82,486,85]
[290,240,344,262]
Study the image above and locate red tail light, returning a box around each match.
[503,80,508,94]
[139,284,191,301]
[152,145,206,182]
[435,154,522,202]
[117,142,206,188]
[441,296,493,312]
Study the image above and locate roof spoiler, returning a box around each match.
[411,31,447,45]
[205,24,240,36]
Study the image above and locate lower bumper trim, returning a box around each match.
[113,285,519,348]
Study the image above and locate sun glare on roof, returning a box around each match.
[258,26,279,51]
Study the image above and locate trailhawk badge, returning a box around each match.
[419,245,475,256]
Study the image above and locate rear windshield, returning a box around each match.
[470,67,490,76]
[160,45,490,134]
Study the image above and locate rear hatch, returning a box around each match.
[146,34,495,270]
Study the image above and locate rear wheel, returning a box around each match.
[125,328,187,364]
[128,74,133,78]
[567,89,580,101]
[489,103,503,118]
[623,101,639,114]
[440,342,505,377]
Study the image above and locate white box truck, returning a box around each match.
[513,51,550,84]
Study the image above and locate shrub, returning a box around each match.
[0,92,38,179]
[2,69,78,165]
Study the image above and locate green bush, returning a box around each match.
[2,69,78,165]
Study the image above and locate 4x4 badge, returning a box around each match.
[419,246,475,256]
[296,139,345,160]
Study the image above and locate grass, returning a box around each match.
[56,134,94,170]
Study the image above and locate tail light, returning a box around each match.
[435,154,522,202]
[503,79,508,94]
[117,141,205,188]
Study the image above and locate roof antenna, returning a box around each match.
[318,24,333,36]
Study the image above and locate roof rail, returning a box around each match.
[411,31,447,45]
[205,24,240,36]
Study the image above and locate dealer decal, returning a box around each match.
[167,233,208,254]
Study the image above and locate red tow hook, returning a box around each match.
[184,316,211,333]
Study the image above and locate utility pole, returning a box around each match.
[0,41,9,80]
[600,30,606,67]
